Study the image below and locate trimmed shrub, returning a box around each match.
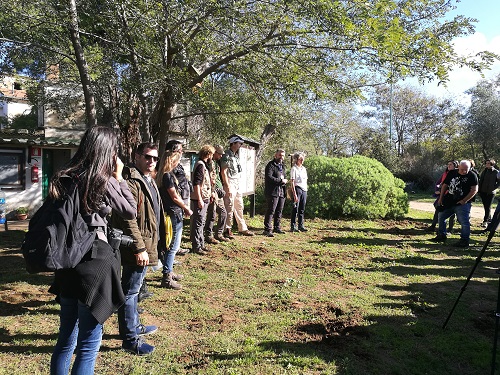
[306,155,408,219]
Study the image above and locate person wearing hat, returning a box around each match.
[204,145,229,243]
[220,136,254,237]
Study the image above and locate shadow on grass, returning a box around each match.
[0,299,58,317]
[0,329,55,354]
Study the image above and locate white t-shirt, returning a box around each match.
[290,165,308,191]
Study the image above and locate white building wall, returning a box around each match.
[1,148,43,218]
[4,101,31,119]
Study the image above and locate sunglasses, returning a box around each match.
[142,153,159,162]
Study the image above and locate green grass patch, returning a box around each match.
[0,204,499,374]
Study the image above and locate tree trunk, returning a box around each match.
[256,123,276,166]
[151,88,177,156]
[67,0,96,128]
[120,6,151,142]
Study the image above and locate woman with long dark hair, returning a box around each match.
[50,126,136,375]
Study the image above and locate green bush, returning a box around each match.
[306,155,408,219]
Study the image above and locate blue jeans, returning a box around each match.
[163,211,183,274]
[291,187,307,229]
[118,265,147,345]
[438,202,472,241]
[51,297,103,375]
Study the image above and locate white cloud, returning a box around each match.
[415,32,500,104]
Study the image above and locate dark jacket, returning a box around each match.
[50,240,125,324]
[479,167,499,194]
[50,177,136,324]
[264,159,286,197]
[111,165,165,267]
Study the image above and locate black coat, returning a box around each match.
[264,159,286,197]
[50,239,125,324]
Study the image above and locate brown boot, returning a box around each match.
[171,272,184,281]
[224,229,235,240]
[161,273,182,290]
[206,236,219,245]
[215,233,229,242]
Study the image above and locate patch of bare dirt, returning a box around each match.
[284,303,369,344]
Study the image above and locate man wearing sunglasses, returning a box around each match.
[111,142,165,355]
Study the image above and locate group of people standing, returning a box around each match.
[49,128,311,372]
[263,149,309,237]
[429,158,500,248]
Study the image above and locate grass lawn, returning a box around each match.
[1,204,499,374]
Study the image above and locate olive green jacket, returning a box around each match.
[111,165,165,266]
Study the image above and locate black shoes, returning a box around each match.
[453,239,470,248]
[274,228,286,234]
[298,227,308,232]
[263,230,274,237]
[138,281,153,302]
[430,235,447,243]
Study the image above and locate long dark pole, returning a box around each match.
[443,227,497,329]
[491,270,500,375]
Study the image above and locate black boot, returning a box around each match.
[138,280,154,302]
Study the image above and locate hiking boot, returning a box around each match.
[193,248,208,255]
[202,246,212,253]
[224,229,235,239]
[298,227,308,232]
[290,226,299,233]
[206,236,219,245]
[430,234,447,243]
[274,228,286,234]
[240,230,254,236]
[136,324,158,336]
[215,234,229,242]
[137,306,144,314]
[177,248,190,256]
[171,272,184,281]
[122,339,155,355]
[453,239,470,248]
[161,273,182,290]
[263,230,274,237]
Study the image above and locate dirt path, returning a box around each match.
[409,200,486,220]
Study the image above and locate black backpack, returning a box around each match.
[21,176,96,274]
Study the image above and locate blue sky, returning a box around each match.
[417,0,500,101]
[447,0,500,40]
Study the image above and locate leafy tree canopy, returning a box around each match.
[0,0,497,157]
